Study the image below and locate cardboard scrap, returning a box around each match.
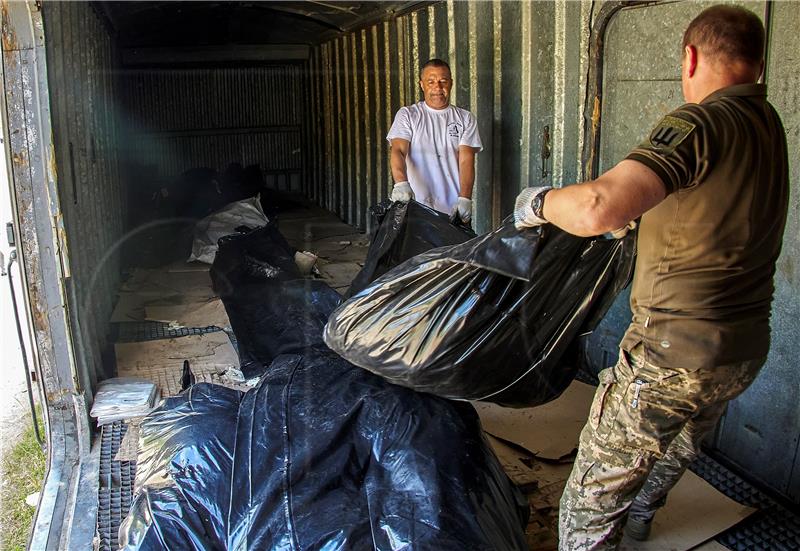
[618,471,754,550]
[477,380,755,551]
[316,260,363,293]
[121,268,215,299]
[114,422,141,462]
[144,297,230,329]
[474,381,596,461]
[309,236,369,262]
[115,332,239,396]
[165,260,211,273]
[110,293,157,323]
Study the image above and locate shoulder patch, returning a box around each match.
[647,115,696,154]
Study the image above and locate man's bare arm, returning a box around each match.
[457,145,478,199]
[390,138,410,183]
[542,160,667,236]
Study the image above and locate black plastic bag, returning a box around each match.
[211,221,344,377]
[210,223,299,297]
[347,200,476,296]
[325,222,636,407]
[221,279,342,377]
[120,347,529,550]
[120,383,243,550]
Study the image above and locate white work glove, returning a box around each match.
[610,220,637,239]
[450,197,472,225]
[390,181,414,203]
[513,186,552,230]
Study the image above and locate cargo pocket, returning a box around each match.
[590,367,617,432]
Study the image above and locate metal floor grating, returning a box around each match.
[112,320,224,342]
[98,422,137,551]
[111,321,239,355]
[690,454,800,550]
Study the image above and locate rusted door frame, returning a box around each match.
[0,1,98,549]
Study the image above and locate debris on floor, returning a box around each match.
[113,422,141,463]
[114,332,243,396]
[110,265,218,324]
[143,297,230,330]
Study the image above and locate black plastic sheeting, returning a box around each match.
[120,220,530,549]
[348,200,475,296]
[210,223,318,377]
[120,349,529,550]
[325,222,636,407]
[211,223,300,295]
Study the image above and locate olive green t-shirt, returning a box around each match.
[621,83,789,367]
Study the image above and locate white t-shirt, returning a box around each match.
[386,101,483,213]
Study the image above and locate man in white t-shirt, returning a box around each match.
[387,59,483,224]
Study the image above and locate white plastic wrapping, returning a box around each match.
[188,195,268,264]
[89,377,159,426]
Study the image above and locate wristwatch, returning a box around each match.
[531,187,551,222]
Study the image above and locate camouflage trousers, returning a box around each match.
[558,344,765,551]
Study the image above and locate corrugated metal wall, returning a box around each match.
[119,65,303,188]
[305,1,592,234]
[43,2,125,390]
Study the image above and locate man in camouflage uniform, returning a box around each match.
[513,5,789,550]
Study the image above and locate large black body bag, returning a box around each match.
[347,200,475,296]
[325,222,636,407]
[119,348,529,550]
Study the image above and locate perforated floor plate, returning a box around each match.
[98,422,136,551]
[112,320,223,342]
[690,454,800,550]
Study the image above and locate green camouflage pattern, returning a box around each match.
[558,345,765,550]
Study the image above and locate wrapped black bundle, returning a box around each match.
[210,223,299,297]
[121,286,529,551]
[210,224,342,377]
[325,222,636,407]
[347,200,475,296]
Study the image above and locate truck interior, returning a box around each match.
[1,1,798,550]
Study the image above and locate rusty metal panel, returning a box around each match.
[3,3,101,549]
[43,1,126,393]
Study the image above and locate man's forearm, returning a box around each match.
[458,149,476,198]
[390,148,409,183]
[542,160,666,236]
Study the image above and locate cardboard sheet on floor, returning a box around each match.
[121,268,215,299]
[114,422,141,462]
[279,218,359,244]
[115,332,239,396]
[317,260,364,293]
[111,293,154,322]
[144,297,230,329]
[618,471,754,550]
[474,380,596,461]
[477,383,755,551]
[308,235,369,263]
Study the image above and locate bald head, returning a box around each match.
[683,5,764,69]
